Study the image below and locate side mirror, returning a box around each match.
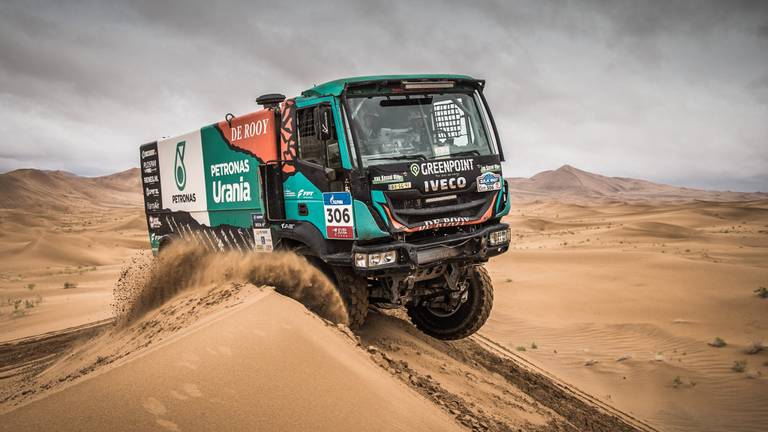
[315,106,333,141]
[324,167,337,181]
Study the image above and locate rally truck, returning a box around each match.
[140,74,511,339]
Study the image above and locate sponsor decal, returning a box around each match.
[216,109,278,163]
[172,193,197,203]
[252,228,273,252]
[159,131,205,212]
[479,163,501,173]
[174,141,187,191]
[297,189,314,199]
[280,222,295,230]
[210,178,250,203]
[200,124,259,211]
[388,182,412,191]
[251,212,272,252]
[477,172,502,192]
[372,173,405,184]
[142,159,157,173]
[410,159,473,177]
[231,118,270,142]
[424,177,466,192]
[251,213,266,228]
[284,190,297,198]
[148,216,162,229]
[421,216,472,229]
[140,142,163,213]
[434,145,450,157]
[210,159,250,177]
[323,192,354,239]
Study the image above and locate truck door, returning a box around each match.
[295,103,344,192]
[281,103,349,237]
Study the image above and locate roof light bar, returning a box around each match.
[402,80,455,90]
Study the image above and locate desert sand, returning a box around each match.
[1,166,766,431]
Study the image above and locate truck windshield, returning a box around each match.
[347,92,496,167]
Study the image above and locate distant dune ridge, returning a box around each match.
[1,165,764,211]
[0,168,141,210]
[507,165,767,202]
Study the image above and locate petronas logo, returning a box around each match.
[410,163,420,176]
[174,141,187,191]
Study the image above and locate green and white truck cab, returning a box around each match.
[140,74,511,339]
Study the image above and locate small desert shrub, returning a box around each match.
[732,360,747,373]
[24,299,34,309]
[515,346,527,352]
[754,287,768,299]
[745,340,764,355]
[672,376,683,388]
[708,337,727,348]
[531,342,538,349]
[63,282,77,289]
[26,283,35,290]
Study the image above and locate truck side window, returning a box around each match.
[297,105,341,169]
[297,108,325,165]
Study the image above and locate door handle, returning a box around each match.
[298,203,309,216]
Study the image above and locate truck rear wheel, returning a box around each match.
[332,268,369,329]
[406,265,493,340]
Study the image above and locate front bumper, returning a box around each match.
[348,223,509,274]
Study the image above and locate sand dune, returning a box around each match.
[1,166,766,431]
[488,199,768,432]
[2,287,464,432]
[1,245,644,431]
[508,165,768,202]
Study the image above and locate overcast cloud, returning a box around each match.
[0,0,766,190]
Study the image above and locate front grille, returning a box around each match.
[386,189,493,224]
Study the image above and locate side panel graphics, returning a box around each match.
[279,98,297,174]
[144,111,281,253]
[215,109,278,162]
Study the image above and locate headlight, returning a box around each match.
[489,228,510,246]
[354,253,368,268]
[354,251,397,268]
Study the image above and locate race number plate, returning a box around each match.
[251,212,273,252]
[323,192,354,239]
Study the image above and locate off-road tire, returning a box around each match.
[406,265,493,340]
[290,246,369,328]
[333,268,369,329]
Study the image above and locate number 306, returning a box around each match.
[326,208,351,224]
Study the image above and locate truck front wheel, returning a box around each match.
[332,268,369,329]
[406,265,493,340]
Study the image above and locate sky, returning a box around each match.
[0,0,766,191]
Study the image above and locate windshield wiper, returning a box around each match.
[450,149,481,157]
[366,154,427,162]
